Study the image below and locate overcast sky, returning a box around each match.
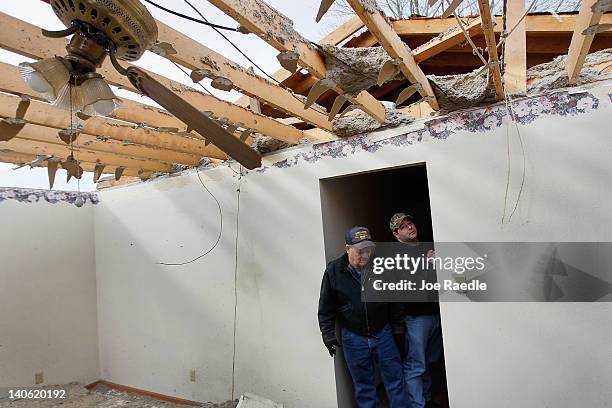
[0,0,347,191]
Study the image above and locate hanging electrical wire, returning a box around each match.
[157,166,223,266]
[230,168,242,401]
[178,0,331,116]
[502,87,527,223]
[170,60,215,96]
[143,0,239,32]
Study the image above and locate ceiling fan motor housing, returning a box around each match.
[49,0,158,62]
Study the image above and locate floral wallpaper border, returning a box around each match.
[258,90,604,173]
[0,188,99,205]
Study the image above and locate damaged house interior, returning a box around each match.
[0,0,611,407]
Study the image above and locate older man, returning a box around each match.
[318,226,407,408]
[389,213,443,408]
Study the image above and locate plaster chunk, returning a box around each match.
[428,67,497,112]
[332,108,414,138]
[319,45,402,96]
[527,48,612,94]
[251,135,291,154]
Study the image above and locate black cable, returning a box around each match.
[170,60,215,96]
[184,0,331,116]
[230,169,242,401]
[157,166,223,266]
[143,0,239,32]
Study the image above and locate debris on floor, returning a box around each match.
[527,48,612,94]
[250,135,291,154]
[0,383,237,408]
[319,45,403,96]
[428,67,497,112]
[332,107,415,138]
[235,393,282,408]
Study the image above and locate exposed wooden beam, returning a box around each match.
[344,0,439,110]
[234,15,364,107]
[476,0,504,99]
[503,0,526,94]
[413,17,482,63]
[566,0,604,85]
[0,108,199,169]
[2,137,172,172]
[349,14,612,48]
[0,94,211,166]
[0,12,315,144]
[0,63,226,160]
[156,21,333,131]
[320,15,365,46]
[205,0,387,123]
[0,150,152,178]
[395,14,612,35]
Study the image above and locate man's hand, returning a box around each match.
[393,333,406,360]
[324,337,340,357]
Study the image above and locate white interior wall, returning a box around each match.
[93,83,612,408]
[0,199,99,387]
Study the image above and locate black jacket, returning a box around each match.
[318,253,404,343]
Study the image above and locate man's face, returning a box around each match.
[393,218,418,243]
[346,245,374,268]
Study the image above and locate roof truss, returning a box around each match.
[205,0,388,123]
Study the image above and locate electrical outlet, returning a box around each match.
[189,369,196,382]
[35,371,43,384]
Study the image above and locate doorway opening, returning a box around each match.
[319,163,449,408]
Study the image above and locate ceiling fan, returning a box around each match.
[19,0,262,170]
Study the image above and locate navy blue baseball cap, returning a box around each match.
[345,226,376,249]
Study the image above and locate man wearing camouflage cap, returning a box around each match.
[390,213,443,408]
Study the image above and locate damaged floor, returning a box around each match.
[0,384,237,408]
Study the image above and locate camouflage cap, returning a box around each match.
[389,213,413,231]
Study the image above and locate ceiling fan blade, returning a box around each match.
[126,67,262,170]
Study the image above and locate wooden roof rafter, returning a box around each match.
[0,93,210,166]
[0,62,227,161]
[346,13,612,48]
[205,0,388,123]
[476,0,504,99]
[155,21,334,132]
[0,150,154,179]
[566,0,606,84]
[0,11,321,147]
[234,15,365,107]
[2,137,172,173]
[344,0,439,110]
[503,0,527,94]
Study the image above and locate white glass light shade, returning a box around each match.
[18,58,70,101]
[80,77,122,117]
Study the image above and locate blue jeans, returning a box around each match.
[404,315,443,408]
[342,325,408,408]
